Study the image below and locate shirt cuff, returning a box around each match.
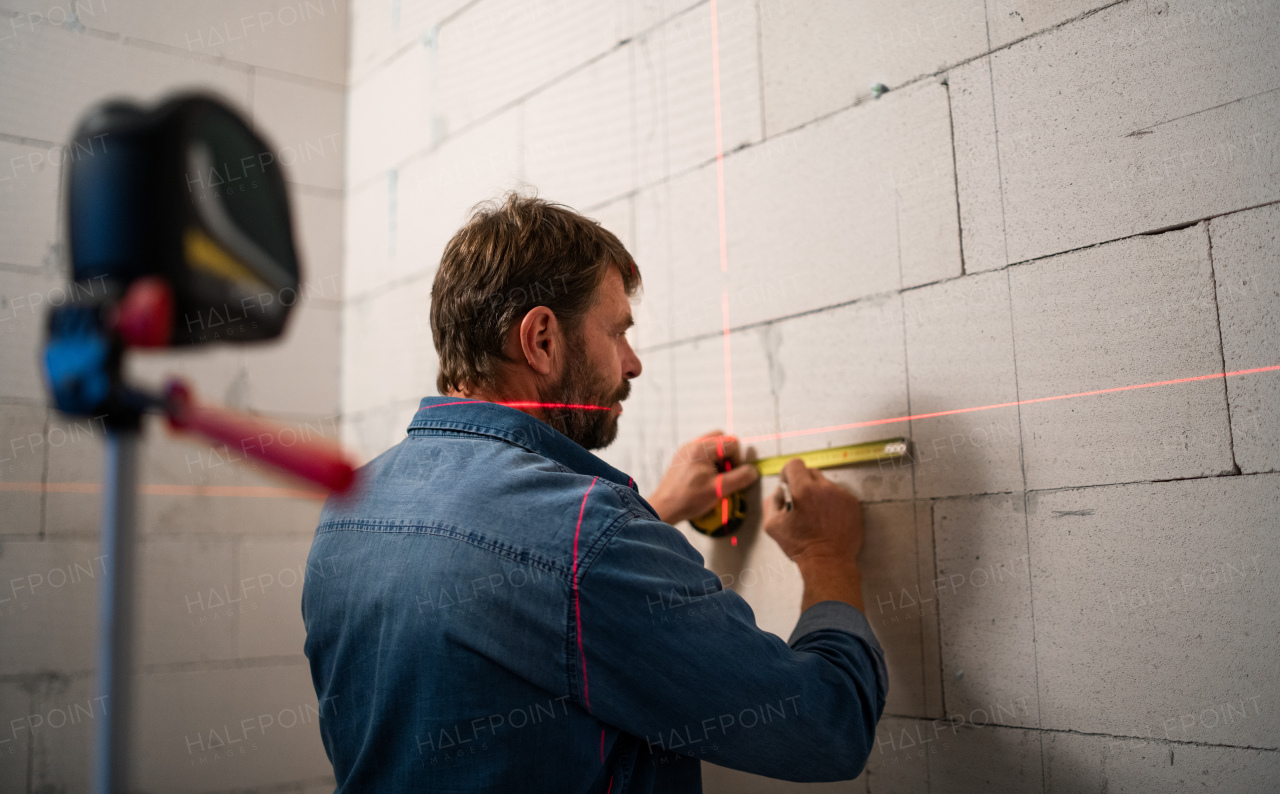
[787,600,879,648]
[788,600,888,704]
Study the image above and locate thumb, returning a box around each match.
[763,483,784,522]
[719,462,759,495]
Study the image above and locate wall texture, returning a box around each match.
[0,0,345,790]
[1,0,1276,791]
[343,0,1279,791]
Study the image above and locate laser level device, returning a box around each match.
[690,438,910,537]
[42,94,356,793]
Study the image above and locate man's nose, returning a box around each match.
[623,341,642,380]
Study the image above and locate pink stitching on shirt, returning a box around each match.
[573,476,599,712]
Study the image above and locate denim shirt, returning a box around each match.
[302,396,887,792]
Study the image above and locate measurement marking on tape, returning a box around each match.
[752,438,908,477]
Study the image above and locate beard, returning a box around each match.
[537,331,630,451]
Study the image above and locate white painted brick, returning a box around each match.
[759,0,986,135]
[343,107,518,302]
[632,165,723,347]
[1009,226,1234,490]
[587,195,633,253]
[139,417,337,492]
[342,399,419,464]
[959,0,1280,269]
[985,0,1116,48]
[27,674,94,794]
[133,296,339,430]
[772,296,913,504]
[291,188,344,300]
[0,402,47,536]
[349,0,471,84]
[616,0,701,43]
[342,175,395,299]
[864,716,928,791]
[435,0,619,135]
[71,427,325,538]
[236,538,313,658]
[252,74,344,192]
[241,302,341,417]
[933,494,1037,729]
[927,724,1043,793]
[523,45,637,211]
[42,411,105,537]
[0,681,30,792]
[345,41,432,187]
[633,0,762,187]
[36,401,330,544]
[672,325,779,459]
[341,276,438,417]
[861,501,943,719]
[138,486,324,538]
[34,415,314,540]
[948,57,1007,274]
[0,539,100,674]
[1029,475,1280,747]
[0,140,60,269]
[0,23,250,144]
[915,503,943,721]
[0,268,59,401]
[597,346,678,495]
[1042,731,1280,792]
[136,538,237,666]
[718,81,959,338]
[132,664,331,792]
[68,0,348,84]
[395,107,522,285]
[904,271,1024,498]
[1209,204,1280,474]
[123,346,244,419]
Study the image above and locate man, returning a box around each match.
[303,194,886,792]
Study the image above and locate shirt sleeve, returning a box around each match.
[573,511,887,782]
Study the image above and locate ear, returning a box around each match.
[516,306,561,377]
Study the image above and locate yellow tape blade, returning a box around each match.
[753,438,909,477]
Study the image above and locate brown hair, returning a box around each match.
[430,192,641,395]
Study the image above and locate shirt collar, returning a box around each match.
[407,396,640,493]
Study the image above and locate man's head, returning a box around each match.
[431,193,642,449]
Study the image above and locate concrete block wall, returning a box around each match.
[0,0,345,790]
[343,0,1280,790]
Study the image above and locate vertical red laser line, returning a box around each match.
[572,477,599,711]
[710,0,734,440]
[711,0,727,275]
[715,437,729,522]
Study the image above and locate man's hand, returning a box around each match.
[647,430,759,526]
[763,459,865,612]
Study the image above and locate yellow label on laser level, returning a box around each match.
[752,438,909,477]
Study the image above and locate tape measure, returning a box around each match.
[689,438,909,537]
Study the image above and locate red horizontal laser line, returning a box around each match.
[416,400,614,412]
[741,364,1280,445]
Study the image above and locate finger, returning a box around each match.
[697,434,739,465]
[720,461,759,494]
[763,484,785,521]
[785,460,822,497]
[677,431,721,464]
[780,458,810,485]
[712,435,742,463]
